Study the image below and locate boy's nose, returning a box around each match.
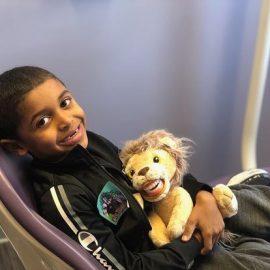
[58,113,72,131]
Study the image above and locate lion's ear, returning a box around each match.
[160,137,176,149]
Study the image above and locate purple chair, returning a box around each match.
[0,148,104,270]
[1,149,269,270]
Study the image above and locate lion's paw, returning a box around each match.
[213,184,238,218]
[149,230,170,247]
[167,220,185,241]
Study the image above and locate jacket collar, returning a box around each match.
[32,131,122,172]
[32,144,90,169]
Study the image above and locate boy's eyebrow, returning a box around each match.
[30,89,70,124]
[58,89,70,100]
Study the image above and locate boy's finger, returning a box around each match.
[201,235,213,255]
[182,220,196,241]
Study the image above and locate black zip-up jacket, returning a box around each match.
[32,131,212,270]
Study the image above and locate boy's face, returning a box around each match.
[15,78,88,160]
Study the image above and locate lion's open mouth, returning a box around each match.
[141,179,165,198]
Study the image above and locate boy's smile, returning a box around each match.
[58,123,84,146]
[16,78,88,160]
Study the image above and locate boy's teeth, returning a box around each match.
[65,128,79,141]
[69,128,78,138]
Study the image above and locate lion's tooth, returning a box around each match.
[144,180,160,191]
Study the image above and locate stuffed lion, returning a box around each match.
[120,130,238,247]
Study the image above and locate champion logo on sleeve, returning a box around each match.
[97,181,130,225]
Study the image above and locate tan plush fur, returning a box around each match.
[120,130,238,247]
[120,130,192,188]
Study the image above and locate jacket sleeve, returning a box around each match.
[40,183,201,270]
[182,174,213,203]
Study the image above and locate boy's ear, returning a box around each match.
[0,139,28,156]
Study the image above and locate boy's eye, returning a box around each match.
[60,97,71,108]
[36,116,50,128]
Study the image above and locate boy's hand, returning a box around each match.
[181,190,224,255]
[192,229,203,245]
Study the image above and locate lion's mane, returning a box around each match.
[120,129,193,186]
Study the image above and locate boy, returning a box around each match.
[1,66,270,270]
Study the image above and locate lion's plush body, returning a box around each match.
[120,130,238,247]
[151,187,193,246]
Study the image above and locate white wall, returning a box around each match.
[0,0,269,181]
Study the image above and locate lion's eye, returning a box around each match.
[130,169,135,177]
[153,156,159,163]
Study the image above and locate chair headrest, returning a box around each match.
[0,148,36,210]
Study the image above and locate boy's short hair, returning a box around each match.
[0,66,62,140]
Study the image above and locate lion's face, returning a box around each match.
[124,148,177,202]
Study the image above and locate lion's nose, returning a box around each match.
[138,167,149,176]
